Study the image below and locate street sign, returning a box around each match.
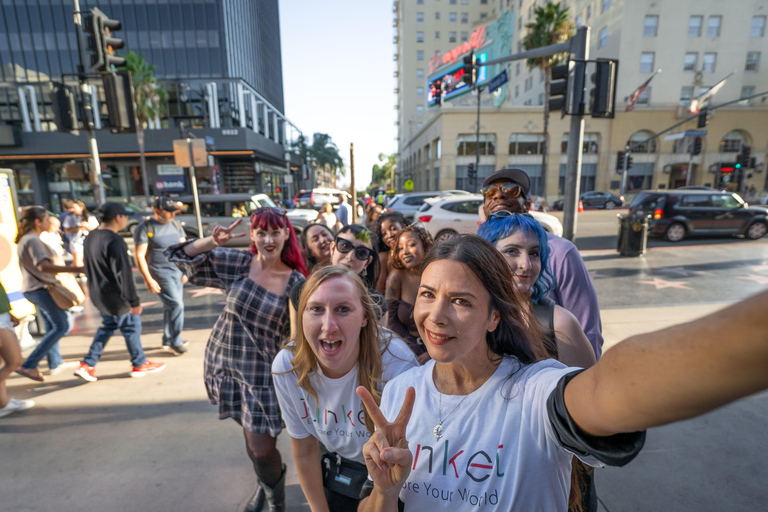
[173,139,207,167]
[404,179,414,191]
[488,69,508,93]
[664,129,708,141]
[205,136,215,146]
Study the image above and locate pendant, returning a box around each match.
[433,423,443,441]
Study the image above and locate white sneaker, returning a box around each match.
[0,398,35,418]
[49,361,81,375]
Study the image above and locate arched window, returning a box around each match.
[719,130,749,153]
[509,133,545,155]
[456,134,496,156]
[627,130,656,153]
[561,133,600,153]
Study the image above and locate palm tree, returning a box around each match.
[371,153,396,192]
[121,52,169,204]
[522,1,574,196]
[308,133,344,188]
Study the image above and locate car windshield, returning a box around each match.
[630,193,662,211]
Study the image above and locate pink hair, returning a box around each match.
[249,209,308,277]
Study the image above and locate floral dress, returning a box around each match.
[167,245,304,435]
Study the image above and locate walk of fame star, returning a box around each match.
[636,277,693,290]
[736,274,768,285]
[655,267,701,277]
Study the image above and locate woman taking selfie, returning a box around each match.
[300,223,334,273]
[372,212,407,294]
[273,266,418,512]
[356,235,768,511]
[167,208,306,512]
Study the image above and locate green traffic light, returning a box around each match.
[735,163,742,168]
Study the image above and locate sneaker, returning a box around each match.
[49,361,81,376]
[74,363,98,382]
[15,367,45,382]
[168,343,188,356]
[130,360,166,378]
[0,398,35,418]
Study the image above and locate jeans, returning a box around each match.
[22,288,72,371]
[82,312,146,368]
[155,272,185,348]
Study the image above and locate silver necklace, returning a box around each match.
[433,363,492,441]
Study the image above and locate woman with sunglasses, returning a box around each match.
[372,212,408,294]
[384,226,434,362]
[290,225,387,335]
[166,207,307,512]
[274,266,418,512]
[300,224,334,273]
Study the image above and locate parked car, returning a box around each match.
[294,188,364,218]
[415,194,563,242]
[174,193,317,245]
[385,190,471,221]
[552,191,624,211]
[629,190,768,242]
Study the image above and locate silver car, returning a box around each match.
[385,190,470,221]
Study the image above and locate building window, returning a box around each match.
[515,85,519,97]
[435,31,440,39]
[462,0,469,4]
[719,131,747,153]
[417,87,424,97]
[746,52,760,71]
[751,16,766,37]
[683,53,697,72]
[627,130,657,154]
[587,5,592,19]
[461,31,469,42]
[679,86,694,106]
[740,86,755,106]
[519,16,523,30]
[449,31,457,42]
[417,123,423,131]
[435,12,440,20]
[417,0,424,3]
[417,105,424,116]
[640,52,654,73]
[450,0,457,4]
[689,15,703,37]
[702,52,716,72]
[461,12,469,23]
[480,13,488,19]
[538,93,544,105]
[457,134,497,156]
[481,0,489,4]
[417,69,424,79]
[707,16,721,37]
[644,15,658,36]
[601,0,610,14]
[416,31,424,42]
[509,133,545,155]
[561,133,600,154]
[417,50,424,60]
[450,12,457,23]
[576,14,583,26]
[516,62,520,76]
[637,87,651,106]
[599,27,608,47]
[417,12,424,23]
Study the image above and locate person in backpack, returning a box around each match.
[133,196,189,355]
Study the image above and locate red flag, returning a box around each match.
[625,75,655,112]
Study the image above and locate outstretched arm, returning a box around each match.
[565,290,768,437]
[183,218,246,257]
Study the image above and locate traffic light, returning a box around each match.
[736,145,752,169]
[83,8,125,72]
[50,82,80,134]
[103,71,136,133]
[589,59,618,118]
[549,61,571,113]
[616,151,625,172]
[462,51,476,87]
[692,137,702,156]
[467,163,476,178]
[627,155,633,169]
[697,110,710,128]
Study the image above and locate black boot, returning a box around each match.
[243,482,265,512]
[261,464,286,512]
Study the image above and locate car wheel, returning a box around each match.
[604,201,616,210]
[664,223,686,242]
[435,229,457,243]
[746,221,768,240]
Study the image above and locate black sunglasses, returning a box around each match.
[335,237,374,261]
[480,182,523,199]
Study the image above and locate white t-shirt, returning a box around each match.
[379,357,598,511]
[63,214,99,250]
[272,333,419,464]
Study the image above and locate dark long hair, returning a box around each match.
[372,211,408,252]
[389,225,434,271]
[15,206,48,244]
[300,223,334,272]
[420,235,547,364]
[250,209,308,277]
[336,224,380,288]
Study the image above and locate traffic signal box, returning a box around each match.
[589,59,618,118]
[616,151,633,173]
[51,83,80,135]
[462,51,477,87]
[692,137,702,156]
[103,71,137,133]
[736,145,752,169]
[83,8,125,73]
[550,58,618,118]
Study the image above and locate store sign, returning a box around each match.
[429,26,487,73]
[427,52,488,107]
[157,164,184,176]
[156,175,187,192]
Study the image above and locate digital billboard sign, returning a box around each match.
[427,52,488,107]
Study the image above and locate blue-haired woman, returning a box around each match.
[478,212,595,369]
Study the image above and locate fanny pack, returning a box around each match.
[321,452,369,500]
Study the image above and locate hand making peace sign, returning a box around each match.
[356,385,416,496]
[212,218,248,246]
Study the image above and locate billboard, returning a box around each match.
[427,52,488,107]
[0,169,35,319]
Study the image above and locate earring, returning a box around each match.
[361,268,367,277]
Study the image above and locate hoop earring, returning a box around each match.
[361,268,367,277]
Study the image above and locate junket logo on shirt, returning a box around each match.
[299,398,370,438]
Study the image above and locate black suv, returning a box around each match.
[630,190,768,242]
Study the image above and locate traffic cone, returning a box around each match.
[578,199,584,212]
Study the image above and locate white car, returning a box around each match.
[415,194,563,242]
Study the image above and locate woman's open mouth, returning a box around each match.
[320,339,343,356]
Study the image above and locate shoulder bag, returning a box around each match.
[321,452,369,500]
[45,253,85,310]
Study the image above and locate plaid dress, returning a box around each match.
[167,245,304,435]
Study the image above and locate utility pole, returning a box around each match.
[620,146,630,196]
[474,86,482,193]
[685,138,695,187]
[350,143,357,224]
[73,0,105,204]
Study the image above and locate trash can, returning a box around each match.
[617,213,650,257]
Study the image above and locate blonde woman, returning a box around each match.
[316,202,338,231]
[272,266,417,512]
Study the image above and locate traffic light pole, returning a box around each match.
[620,146,630,196]
[685,141,695,187]
[474,86,482,193]
[73,0,106,205]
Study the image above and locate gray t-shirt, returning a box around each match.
[17,233,57,293]
[133,218,186,277]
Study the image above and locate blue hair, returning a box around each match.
[477,214,556,303]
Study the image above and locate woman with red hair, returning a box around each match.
[166,207,306,512]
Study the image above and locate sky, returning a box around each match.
[279,0,394,191]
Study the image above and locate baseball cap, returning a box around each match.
[99,202,128,221]
[482,168,531,197]
[153,196,180,212]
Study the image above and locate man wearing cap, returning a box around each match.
[74,202,166,381]
[480,168,605,358]
[134,196,188,355]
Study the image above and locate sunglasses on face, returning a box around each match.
[481,182,523,199]
[335,237,374,261]
[488,210,534,220]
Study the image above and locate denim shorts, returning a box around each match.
[0,312,14,331]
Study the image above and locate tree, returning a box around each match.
[121,52,169,204]
[370,153,396,192]
[308,133,344,188]
[522,2,574,196]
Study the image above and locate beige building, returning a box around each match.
[395,0,768,200]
